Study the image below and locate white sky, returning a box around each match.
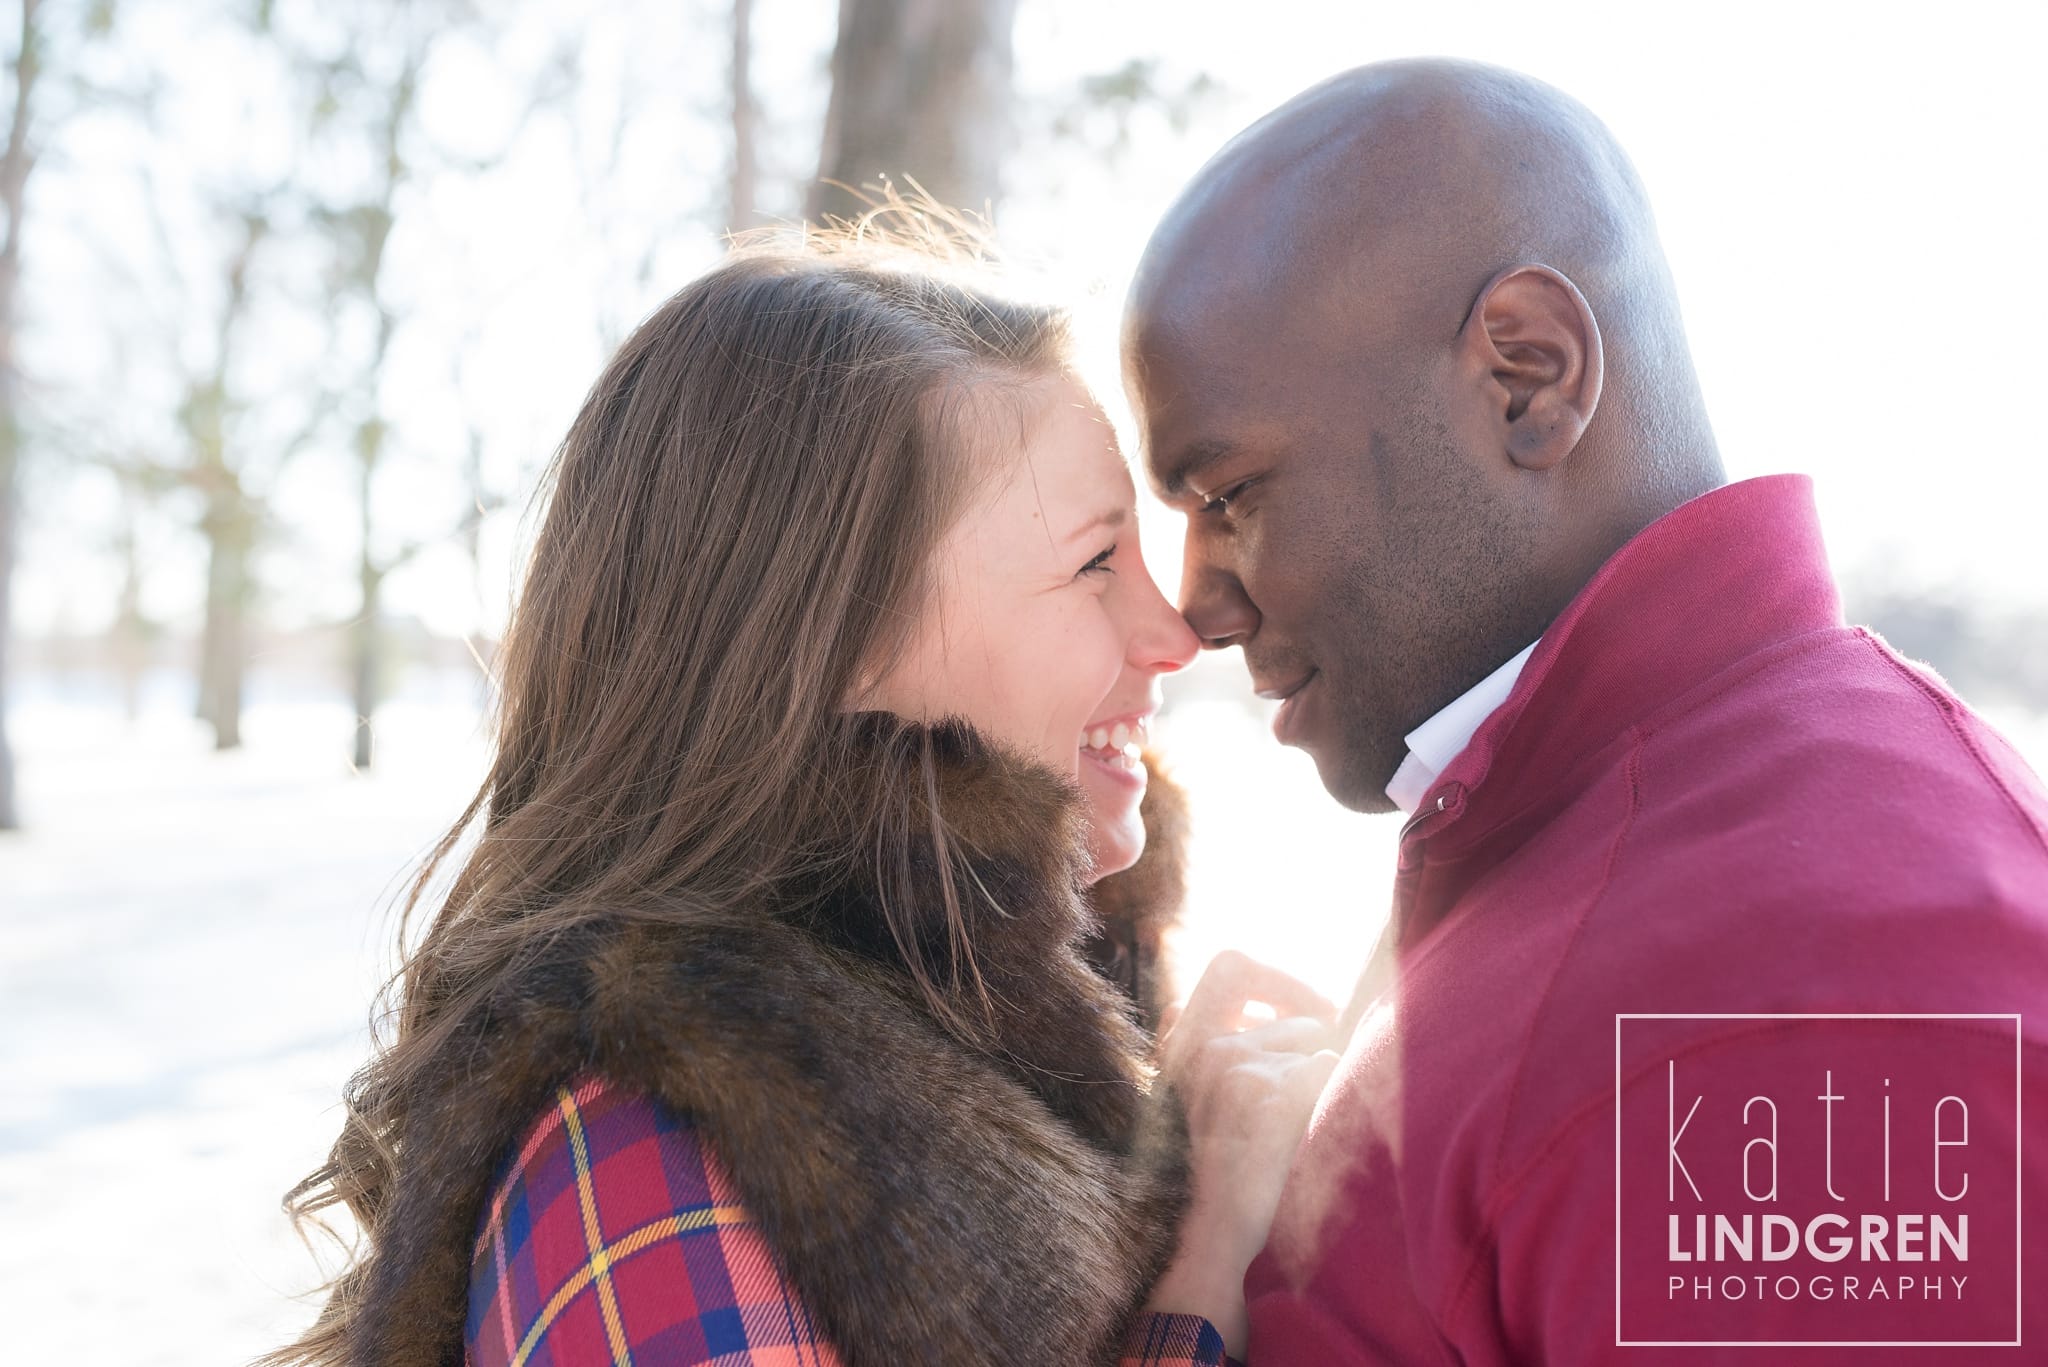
[18,0,2048,643]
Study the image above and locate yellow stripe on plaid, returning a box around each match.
[474,1075,607,1265]
[506,1203,755,1367]
[490,1199,519,1362]
[560,1085,635,1366]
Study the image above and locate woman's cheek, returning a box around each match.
[1089,591,1132,688]
[1058,599,1122,700]
[1014,608,1106,768]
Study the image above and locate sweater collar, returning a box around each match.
[1402,474,1844,858]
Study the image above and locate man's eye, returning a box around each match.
[1202,479,1254,514]
[1076,544,1116,577]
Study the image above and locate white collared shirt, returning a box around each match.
[1384,640,1540,814]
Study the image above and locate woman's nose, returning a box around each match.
[1130,573,1200,674]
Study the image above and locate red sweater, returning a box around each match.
[1245,475,2048,1364]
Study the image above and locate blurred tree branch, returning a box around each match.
[1046,58,1223,155]
[269,0,548,769]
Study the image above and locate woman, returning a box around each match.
[267,230,1336,1367]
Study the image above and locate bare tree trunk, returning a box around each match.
[807,0,1019,223]
[350,553,379,770]
[188,212,264,750]
[190,439,243,743]
[457,424,499,628]
[0,0,43,831]
[284,7,518,769]
[197,490,253,748]
[350,411,386,772]
[342,51,417,773]
[111,485,146,722]
[727,0,757,235]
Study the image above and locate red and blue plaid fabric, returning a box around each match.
[466,1074,1234,1366]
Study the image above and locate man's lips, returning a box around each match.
[1258,669,1320,746]
[1253,669,1317,704]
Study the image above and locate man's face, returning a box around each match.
[1124,274,1525,813]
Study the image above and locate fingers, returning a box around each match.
[1191,1020,1339,1104]
[1236,1014,1337,1055]
[1174,950,1340,1045]
[1177,1037,1342,1144]
[1295,1048,1341,1097]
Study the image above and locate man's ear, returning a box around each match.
[1457,264,1603,472]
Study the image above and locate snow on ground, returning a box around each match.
[2,666,2040,1363]
[0,673,494,1363]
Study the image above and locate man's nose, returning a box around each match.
[1178,546,1258,651]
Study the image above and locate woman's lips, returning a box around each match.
[1078,713,1150,763]
[1080,744,1147,790]
[1078,712,1151,788]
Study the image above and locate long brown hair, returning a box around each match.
[266,227,1073,1364]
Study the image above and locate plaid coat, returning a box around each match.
[466,1074,1236,1366]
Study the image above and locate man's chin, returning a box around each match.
[1306,740,1403,815]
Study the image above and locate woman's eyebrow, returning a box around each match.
[1063,506,1130,542]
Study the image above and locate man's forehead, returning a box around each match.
[1123,273,1276,416]
[1129,216,1300,341]
[1123,320,1243,459]
[1127,213,1396,386]
[1125,272,1348,424]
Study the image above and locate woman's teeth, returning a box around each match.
[1079,718,1147,769]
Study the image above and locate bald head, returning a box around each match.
[1131,59,1716,508]
[1123,60,1724,810]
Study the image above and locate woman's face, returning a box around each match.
[864,372,1199,879]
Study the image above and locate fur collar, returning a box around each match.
[348,713,1194,1367]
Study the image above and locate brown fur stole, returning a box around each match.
[345,714,1194,1367]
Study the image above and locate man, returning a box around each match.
[1125,60,2048,1364]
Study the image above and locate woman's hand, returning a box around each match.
[1143,950,1342,1358]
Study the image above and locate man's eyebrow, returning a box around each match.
[1063,505,1130,542]
[1157,439,1238,499]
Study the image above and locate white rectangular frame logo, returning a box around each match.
[1612,1012,2022,1349]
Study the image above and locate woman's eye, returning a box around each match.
[1077,544,1116,578]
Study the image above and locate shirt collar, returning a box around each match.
[1385,640,1540,814]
